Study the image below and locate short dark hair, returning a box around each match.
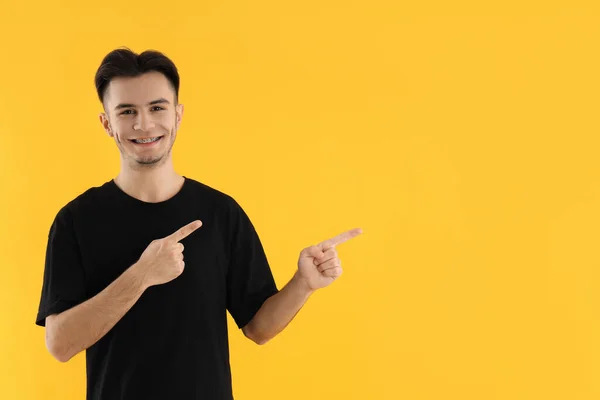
[94,47,180,107]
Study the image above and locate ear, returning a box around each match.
[175,103,184,131]
[99,113,114,137]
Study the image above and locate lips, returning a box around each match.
[129,136,164,145]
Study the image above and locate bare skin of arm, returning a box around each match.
[45,220,203,362]
[243,228,362,345]
[45,262,147,362]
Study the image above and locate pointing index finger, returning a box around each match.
[319,228,363,250]
[167,220,203,242]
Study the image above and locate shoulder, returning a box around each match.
[59,180,115,216]
[182,177,243,213]
[182,177,255,233]
[47,180,117,230]
[45,181,112,236]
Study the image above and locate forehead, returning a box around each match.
[105,71,175,107]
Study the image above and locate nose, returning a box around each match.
[133,111,156,132]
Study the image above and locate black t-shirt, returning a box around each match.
[35,177,279,400]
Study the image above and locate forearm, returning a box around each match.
[46,262,148,362]
[245,271,314,344]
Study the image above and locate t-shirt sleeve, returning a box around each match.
[226,198,279,330]
[35,206,87,327]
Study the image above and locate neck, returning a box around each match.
[114,158,184,203]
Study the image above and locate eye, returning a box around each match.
[151,106,165,111]
[120,109,135,115]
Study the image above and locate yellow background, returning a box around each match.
[2,1,600,399]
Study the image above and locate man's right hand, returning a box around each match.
[136,220,203,288]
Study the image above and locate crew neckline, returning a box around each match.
[108,176,189,206]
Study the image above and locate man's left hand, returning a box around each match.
[296,228,363,291]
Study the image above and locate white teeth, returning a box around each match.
[134,137,160,144]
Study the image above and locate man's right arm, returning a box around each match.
[43,219,203,363]
[45,262,148,363]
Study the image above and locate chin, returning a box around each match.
[136,153,169,166]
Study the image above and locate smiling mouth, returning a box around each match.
[129,136,164,144]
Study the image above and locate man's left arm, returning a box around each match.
[242,228,363,345]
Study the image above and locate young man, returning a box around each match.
[35,48,362,400]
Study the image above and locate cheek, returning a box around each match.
[111,120,132,141]
[112,129,124,142]
[165,116,177,131]
[112,129,129,145]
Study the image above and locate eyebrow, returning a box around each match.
[114,98,171,111]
